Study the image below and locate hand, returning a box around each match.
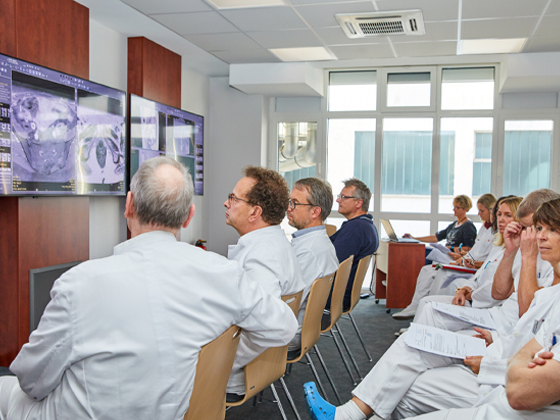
[463,258,475,268]
[503,221,523,253]
[403,233,412,239]
[460,249,468,256]
[452,289,468,306]
[472,260,484,269]
[473,327,493,346]
[448,252,461,260]
[520,226,539,261]
[529,351,554,368]
[464,356,483,374]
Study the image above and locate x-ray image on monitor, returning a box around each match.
[76,91,125,193]
[11,72,77,189]
[139,106,158,151]
[167,116,194,156]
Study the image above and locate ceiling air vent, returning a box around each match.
[336,10,425,39]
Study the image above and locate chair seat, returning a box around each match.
[226,393,245,403]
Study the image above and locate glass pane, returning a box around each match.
[278,122,317,190]
[439,118,494,215]
[503,120,552,196]
[441,67,494,110]
[327,118,376,211]
[387,72,431,107]
[380,220,431,238]
[381,118,433,213]
[329,71,376,111]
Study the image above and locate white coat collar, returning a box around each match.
[228,225,281,260]
[114,230,177,255]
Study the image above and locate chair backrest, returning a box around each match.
[324,224,337,237]
[344,254,374,314]
[184,325,242,420]
[291,274,335,362]
[322,256,353,333]
[226,291,303,406]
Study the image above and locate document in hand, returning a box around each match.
[426,248,454,264]
[429,243,452,254]
[405,323,487,358]
[432,302,496,330]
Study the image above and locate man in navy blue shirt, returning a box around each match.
[328,178,379,310]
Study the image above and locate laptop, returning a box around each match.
[380,219,420,243]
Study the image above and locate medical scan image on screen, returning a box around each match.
[0,53,126,196]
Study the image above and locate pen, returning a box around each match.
[458,243,463,252]
[484,261,490,269]
[553,335,557,347]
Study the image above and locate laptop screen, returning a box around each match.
[380,219,398,241]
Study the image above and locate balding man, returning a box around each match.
[0,156,297,420]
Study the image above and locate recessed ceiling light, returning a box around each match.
[206,0,285,9]
[459,38,527,55]
[269,47,336,62]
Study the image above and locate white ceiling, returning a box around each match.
[80,0,560,78]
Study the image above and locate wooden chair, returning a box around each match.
[226,291,303,420]
[318,256,359,385]
[184,325,242,420]
[340,254,374,361]
[324,223,337,236]
[282,274,336,410]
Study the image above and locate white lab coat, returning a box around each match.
[226,225,304,393]
[351,281,560,420]
[1,231,298,420]
[289,226,339,350]
[404,226,496,312]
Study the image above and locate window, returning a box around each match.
[441,67,494,110]
[387,72,431,107]
[328,71,376,112]
[278,122,317,190]
[503,120,552,196]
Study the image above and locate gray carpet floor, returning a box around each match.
[225,298,409,420]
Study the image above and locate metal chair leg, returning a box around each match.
[328,330,358,385]
[348,312,373,361]
[279,377,302,420]
[270,384,288,420]
[314,344,342,405]
[305,353,329,403]
[334,323,363,381]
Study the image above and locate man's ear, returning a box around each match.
[355,199,364,211]
[182,204,196,229]
[248,205,263,223]
[124,191,135,219]
[311,205,322,221]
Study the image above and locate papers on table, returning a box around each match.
[432,302,496,330]
[426,248,454,264]
[430,243,452,254]
[405,323,487,359]
[433,264,477,274]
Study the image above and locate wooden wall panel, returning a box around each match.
[17,198,89,347]
[15,0,89,78]
[0,198,20,365]
[128,37,181,108]
[0,0,17,57]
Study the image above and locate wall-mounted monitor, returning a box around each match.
[129,94,204,195]
[0,53,127,196]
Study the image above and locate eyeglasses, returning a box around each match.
[337,194,358,200]
[452,206,463,210]
[288,198,316,211]
[228,193,251,205]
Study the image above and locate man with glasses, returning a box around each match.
[224,166,304,399]
[286,177,339,355]
[328,178,379,310]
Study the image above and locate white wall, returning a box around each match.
[207,77,268,256]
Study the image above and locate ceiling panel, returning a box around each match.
[329,43,394,60]
[393,40,457,57]
[462,0,548,19]
[121,0,212,14]
[294,1,376,28]
[461,17,538,40]
[374,0,459,22]
[185,32,262,51]
[152,11,239,35]
[314,27,389,45]
[287,0,367,5]
[247,29,323,49]
[212,49,280,63]
[218,6,307,31]
[546,0,560,15]
[524,36,560,53]
[532,15,560,38]
[391,21,457,43]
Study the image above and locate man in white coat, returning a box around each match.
[286,177,339,354]
[0,156,298,420]
[224,166,304,397]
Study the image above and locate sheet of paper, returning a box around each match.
[405,323,487,358]
[430,243,451,254]
[432,302,496,330]
[426,248,454,264]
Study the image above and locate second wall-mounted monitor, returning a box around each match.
[129,94,203,195]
